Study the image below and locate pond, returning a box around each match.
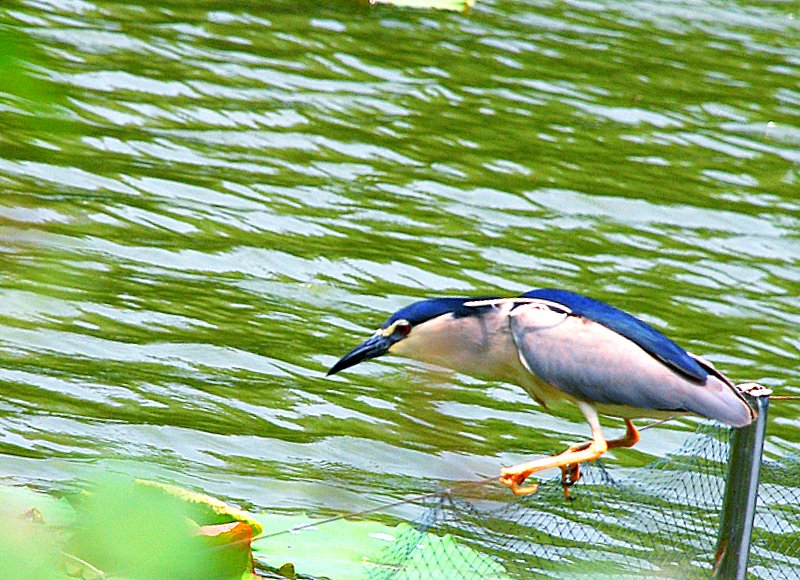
[1,0,798,574]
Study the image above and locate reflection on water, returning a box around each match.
[1,0,798,541]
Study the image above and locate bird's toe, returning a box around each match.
[499,467,540,495]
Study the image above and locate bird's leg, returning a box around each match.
[500,403,607,496]
[612,418,640,448]
[558,441,591,494]
[561,419,640,485]
[560,419,640,499]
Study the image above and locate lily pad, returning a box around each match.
[0,480,261,579]
[251,513,509,579]
[0,484,76,580]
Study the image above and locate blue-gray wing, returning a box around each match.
[508,300,753,426]
[521,288,708,382]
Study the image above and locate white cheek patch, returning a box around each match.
[389,314,456,362]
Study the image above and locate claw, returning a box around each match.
[736,381,772,397]
[498,406,639,499]
[499,472,540,496]
[559,463,581,500]
[561,462,581,486]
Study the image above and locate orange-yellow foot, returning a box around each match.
[499,407,639,498]
[498,467,540,496]
[499,438,610,497]
[560,419,639,499]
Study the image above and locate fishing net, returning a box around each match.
[367,420,800,579]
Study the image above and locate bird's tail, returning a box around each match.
[687,355,765,428]
[695,380,771,428]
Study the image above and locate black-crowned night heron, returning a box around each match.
[328,289,755,496]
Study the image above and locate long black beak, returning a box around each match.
[327,333,393,376]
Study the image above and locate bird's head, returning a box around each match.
[327,297,498,376]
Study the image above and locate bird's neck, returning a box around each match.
[391,304,525,382]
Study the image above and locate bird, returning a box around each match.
[327,288,756,496]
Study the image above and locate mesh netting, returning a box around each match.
[367,422,800,579]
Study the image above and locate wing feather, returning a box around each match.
[520,289,708,382]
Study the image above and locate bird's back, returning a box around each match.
[510,291,754,427]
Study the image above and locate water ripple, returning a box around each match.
[1,0,798,535]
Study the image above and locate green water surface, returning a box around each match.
[0,0,798,573]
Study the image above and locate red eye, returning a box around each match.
[396,322,411,336]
